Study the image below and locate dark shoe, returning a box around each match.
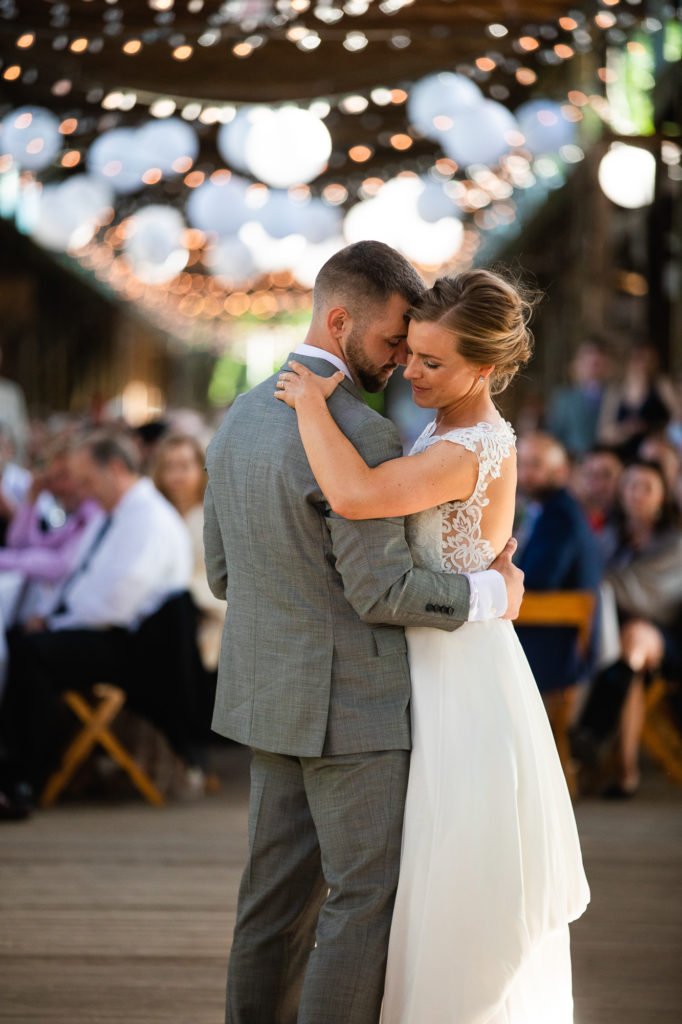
[0,789,32,821]
[601,781,638,800]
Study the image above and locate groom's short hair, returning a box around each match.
[313,241,424,315]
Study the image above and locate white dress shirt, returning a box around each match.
[48,478,192,631]
[294,344,507,622]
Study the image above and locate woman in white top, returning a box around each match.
[153,434,225,671]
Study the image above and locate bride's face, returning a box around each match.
[404,320,488,409]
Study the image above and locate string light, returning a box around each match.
[1,0,669,324]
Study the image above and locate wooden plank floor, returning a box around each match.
[1,746,680,1024]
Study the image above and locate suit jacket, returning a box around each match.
[204,354,471,757]
[515,488,602,692]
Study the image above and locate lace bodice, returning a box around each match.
[406,419,516,574]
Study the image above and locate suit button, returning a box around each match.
[426,603,434,612]
[447,607,454,615]
[440,605,448,614]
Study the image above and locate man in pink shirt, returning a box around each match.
[0,439,104,619]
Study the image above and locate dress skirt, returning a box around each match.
[381,619,590,1024]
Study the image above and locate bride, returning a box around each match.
[275,269,590,1024]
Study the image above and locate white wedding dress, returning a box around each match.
[381,419,590,1024]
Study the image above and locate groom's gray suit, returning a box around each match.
[205,354,471,1024]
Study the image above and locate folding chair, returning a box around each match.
[515,590,597,799]
[41,683,165,808]
[641,676,682,786]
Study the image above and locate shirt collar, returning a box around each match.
[294,343,351,380]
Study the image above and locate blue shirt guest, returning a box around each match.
[514,433,602,696]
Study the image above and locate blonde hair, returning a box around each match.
[409,269,537,395]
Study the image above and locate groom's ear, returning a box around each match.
[327,305,352,342]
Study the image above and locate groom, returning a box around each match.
[204,241,524,1024]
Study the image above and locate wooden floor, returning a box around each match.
[1,746,680,1024]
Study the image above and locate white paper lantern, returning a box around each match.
[417,179,461,223]
[29,174,113,251]
[185,175,250,236]
[136,118,199,175]
[515,99,577,155]
[292,236,345,289]
[257,191,305,239]
[239,220,307,272]
[217,107,265,174]
[244,107,332,188]
[59,174,114,219]
[343,176,463,267]
[1,107,62,172]
[407,73,483,142]
[88,128,156,194]
[297,198,342,244]
[598,144,656,209]
[204,236,257,286]
[441,100,519,168]
[124,205,188,284]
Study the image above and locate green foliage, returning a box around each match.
[208,353,247,407]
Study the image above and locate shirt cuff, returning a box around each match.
[463,569,507,622]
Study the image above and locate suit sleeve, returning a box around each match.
[203,479,228,601]
[325,416,470,631]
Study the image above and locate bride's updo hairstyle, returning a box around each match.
[409,269,536,395]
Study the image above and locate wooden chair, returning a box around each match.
[41,684,165,808]
[641,677,682,786]
[515,590,597,798]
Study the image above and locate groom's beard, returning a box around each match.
[345,327,397,394]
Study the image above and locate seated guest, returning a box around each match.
[153,434,225,674]
[572,445,623,561]
[514,433,602,711]
[575,460,682,797]
[0,437,104,620]
[638,434,681,497]
[0,429,193,820]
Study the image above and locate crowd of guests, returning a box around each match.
[517,338,682,798]
[0,334,680,818]
[0,410,226,819]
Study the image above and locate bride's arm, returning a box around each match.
[275,362,479,520]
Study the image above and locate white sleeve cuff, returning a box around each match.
[463,569,507,622]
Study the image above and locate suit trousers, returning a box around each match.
[227,747,410,1024]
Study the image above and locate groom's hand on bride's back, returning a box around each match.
[491,539,524,620]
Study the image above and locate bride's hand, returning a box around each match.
[274,361,345,409]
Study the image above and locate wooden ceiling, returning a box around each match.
[3,1,592,109]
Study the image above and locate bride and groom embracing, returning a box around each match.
[204,241,589,1024]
